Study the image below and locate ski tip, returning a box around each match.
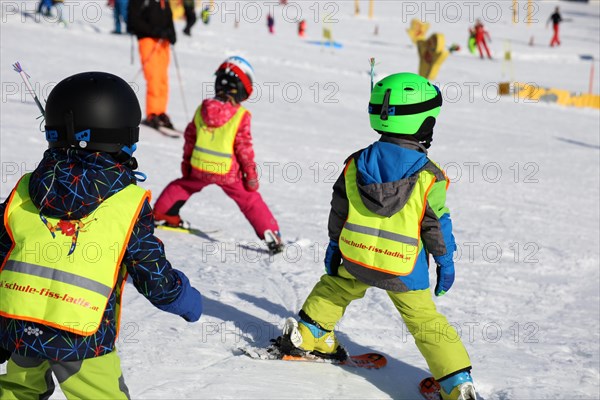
[419,377,442,400]
[344,352,387,369]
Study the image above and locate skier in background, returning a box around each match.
[37,0,53,16]
[37,0,66,25]
[112,0,129,34]
[278,73,477,400]
[153,57,284,254]
[182,0,197,36]
[128,0,177,130]
[0,72,202,399]
[298,19,306,37]
[547,6,563,47]
[53,0,66,25]
[267,13,275,34]
[201,5,211,24]
[470,19,492,60]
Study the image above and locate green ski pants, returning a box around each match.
[301,266,472,379]
[0,349,130,400]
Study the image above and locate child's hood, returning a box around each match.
[29,148,136,220]
[354,137,429,218]
[200,98,241,128]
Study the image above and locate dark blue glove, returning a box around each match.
[156,270,203,322]
[324,240,342,276]
[433,253,455,296]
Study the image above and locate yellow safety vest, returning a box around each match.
[191,105,247,175]
[0,174,149,336]
[339,159,436,276]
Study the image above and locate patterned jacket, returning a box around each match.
[0,148,197,361]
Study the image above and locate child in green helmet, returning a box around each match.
[279,72,477,400]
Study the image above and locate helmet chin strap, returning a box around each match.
[416,130,434,149]
[111,143,139,171]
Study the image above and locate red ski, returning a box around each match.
[281,352,387,369]
[419,377,442,400]
[240,345,387,369]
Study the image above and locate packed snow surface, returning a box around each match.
[1,1,599,398]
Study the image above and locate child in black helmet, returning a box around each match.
[0,72,202,399]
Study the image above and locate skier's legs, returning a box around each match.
[113,1,122,33]
[157,43,170,114]
[184,5,197,32]
[54,2,64,23]
[220,179,279,240]
[139,38,170,117]
[41,0,53,15]
[387,289,471,380]
[0,354,55,399]
[551,24,560,46]
[476,40,484,59]
[301,266,369,331]
[113,0,128,33]
[481,40,492,58]
[55,350,130,400]
[119,0,128,32]
[154,177,210,217]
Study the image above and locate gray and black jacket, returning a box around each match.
[329,135,456,292]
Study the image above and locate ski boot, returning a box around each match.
[279,317,347,361]
[264,229,284,255]
[438,371,477,400]
[157,113,175,130]
[154,211,191,229]
[142,113,161,130]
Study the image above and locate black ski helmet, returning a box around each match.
[44,71,141,154]
[214,56,255,103]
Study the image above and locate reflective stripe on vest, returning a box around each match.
[191,105,247,175]
[0,174,149,336]
[339,159,436,276]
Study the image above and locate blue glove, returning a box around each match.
[156,270,203,322]
[433,253,455,297]
[324,240,342,276]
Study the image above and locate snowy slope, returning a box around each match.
[1,1,599,399]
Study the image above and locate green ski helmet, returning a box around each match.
[369,73,442,136]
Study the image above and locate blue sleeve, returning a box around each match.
[155,270,202,322]
[422,178,456,258]
[433,213,456,266]
[438,213,456,254]
[123,200,202,321]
